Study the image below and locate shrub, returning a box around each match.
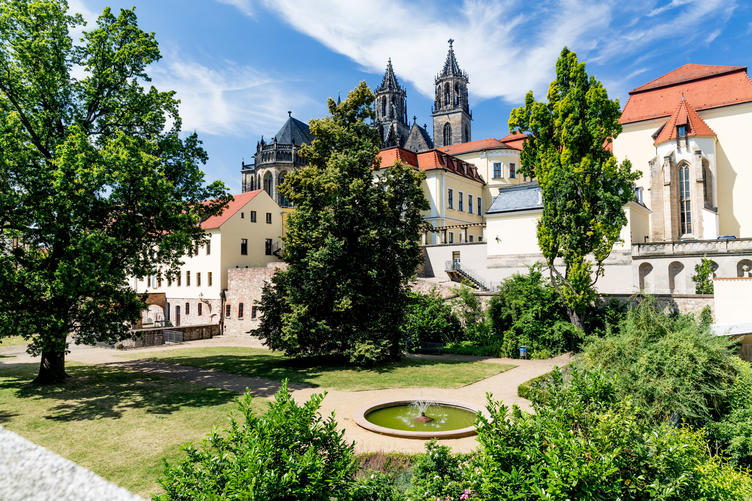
[693,256,715,294]
[155,383,356,500]
[443,339,501,357]
[406,440,477,501]
[489,265,581,358]
[400,290,462,350]
[517,369,555,402]
[350,471,401,501]
[451,283,491,342]
[581,298,739,426]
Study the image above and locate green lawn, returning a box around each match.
[0,362,267,498]
[123,347,515,390]
[0,336,28,348]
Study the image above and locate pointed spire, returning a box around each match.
[439,39,466,79]
[337,92,341,105]
[376,57,402,92]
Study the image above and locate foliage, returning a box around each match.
[450,283,490,342]
[254,82,429,364]
[517,370,554,402]
[406,440,477,501]
[488,265,581,358]
[470,368,752,500]
[401,290,462,350]
[156,383,356,500]
[581,298,739,426]
[0,1,229,383]
[693,256,716,294]
[508,47,640,329]
[442,340,501,357]
[350,471,401,501]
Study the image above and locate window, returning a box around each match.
[196,272,201,287]
[449,232,454,243]
[252,306,258,319]
[509,163,517,179]
[679,163,692,235]
[469,235,474,242]
[238,303,244,319]
[150,275,156,288]
[177,273,181,286]
[677,124,687,138]
[240,212,245,219]
[157,277,162,288]
[493,162,502,178]
[166,302,170,321]
[225,304,231,318]
[198,302,202,316]
[206,241,211,255]
[634,186,644,204]
[185,270,190,286]
[448,189,454,209]
[241,238,248,255]
[459,233,464,243]
[250,210,257,223]
[443,122,452,145]
[468,194,473,214]
[208,272,213,287]
[265,238,272,256]
[266,212,272,224]
[185,302,190,315]
[477,197,482,216]
[478,235,483,242]
[167,277,172,287]
[458,192,464,212]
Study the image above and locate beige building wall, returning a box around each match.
[424,170,484,243]
[450,148,525,214]
[714,277,752,325]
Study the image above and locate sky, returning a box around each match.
[70,0,752,194]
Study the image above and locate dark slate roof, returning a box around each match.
[408,122,433,149]
[376,58,403,93]
[487,182,542,214]
[439,39,467,79]
[274,115,314,145]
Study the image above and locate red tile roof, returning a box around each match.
[201,190,263,229]
[437,137,513,155]
[653,97,716,145]
[499,132,527,151]
[375,148,484,183]
[621,64,752,124]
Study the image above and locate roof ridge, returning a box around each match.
[630,64,746,94]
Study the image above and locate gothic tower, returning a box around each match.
[432,39,471,147]
[373,58,410,148]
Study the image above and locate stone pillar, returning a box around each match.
[691,149,704,238]
[661,155,674,241]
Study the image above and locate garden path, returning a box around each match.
[1,337,572,453]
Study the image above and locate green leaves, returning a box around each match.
[0,1,229,381]
[508,47,640,328]
[254,82,428,364]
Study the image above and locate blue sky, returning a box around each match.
[70,0,752,194]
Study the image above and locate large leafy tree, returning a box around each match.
[0,1,229,383]
[255,82,429,364]
[508,48,639,330]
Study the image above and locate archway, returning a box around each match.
[263,171,273,198]
[738,259,752,277]
[668,261,684,293]
[639,262,653,292]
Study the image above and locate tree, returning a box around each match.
[508,48,639,330]
[0,1,229,383]
[692,256,715,294]
[254,82,429,364]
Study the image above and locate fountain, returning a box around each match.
[353,398,481,439]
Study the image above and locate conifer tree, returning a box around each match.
[509,48,639,329]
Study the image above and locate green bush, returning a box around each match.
[443,340,501,357]
[451,283,491,342]
[406,440,477,501]
[350,471,401,501]
[517,369,555,402]
[581,298,739,426]
[489,265,581,358]
[400,290,462,350]
[155,383,356,500]
[693,256,715,294]
[471,368,752,500]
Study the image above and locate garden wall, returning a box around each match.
[116,323,220,349]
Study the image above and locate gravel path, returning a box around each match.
[0,426,143,501]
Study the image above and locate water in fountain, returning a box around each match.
[410,398,435,423]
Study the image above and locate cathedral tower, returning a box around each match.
[373,58,410,148]
[432,39,471,147]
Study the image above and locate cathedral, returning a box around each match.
[241,40,474,204]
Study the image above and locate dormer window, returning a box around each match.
[677,125,687,138]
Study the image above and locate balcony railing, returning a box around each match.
[633,238,752,257]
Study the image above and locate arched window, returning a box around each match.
[381,97,386,118]
[679,163,692,235]
[444,83,450,106]
[703,162,713,209]
[738,259,752,277]
[263,171,273,197]
[454,83,460,106]
[443,123,452,146]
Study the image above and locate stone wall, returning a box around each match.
[224,263,287,337]
[163,298,221,327]
[117,323,220,349]
[602,293,714,318]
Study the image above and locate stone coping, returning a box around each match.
[353,399,487,439]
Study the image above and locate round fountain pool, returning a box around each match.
[354,399,481,439]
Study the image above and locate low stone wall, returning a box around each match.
[601,293,714,318]
[117,323,220,349]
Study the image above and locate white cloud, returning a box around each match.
[215,0,256,17]
[217,0,737,106]
[149,56,316,137]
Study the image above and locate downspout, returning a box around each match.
[219,288,227,336]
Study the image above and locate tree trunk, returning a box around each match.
[33,349,68,384]
[568,309,585,332]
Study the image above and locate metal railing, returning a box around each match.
[445,260,494,291]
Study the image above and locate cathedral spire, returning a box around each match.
[377,58,403,93]
[438,39,466,80]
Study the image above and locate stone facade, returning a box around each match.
[432,40,471,148]
[163,297,222,327]
[223,263,287,337]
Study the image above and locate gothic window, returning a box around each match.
[703,163,713,209]
[381,97,386,117]
[454,83,460,106]
[263,171,273,197]
[679,163,692,235]
[443,122,452,145]
[463,125,469,142]
[444,83,450,106]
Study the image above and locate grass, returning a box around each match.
[122,347,515,390]
[0,336,28,348]
[0,362,268,498]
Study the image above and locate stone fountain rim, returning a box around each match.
[353,398,485,439]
